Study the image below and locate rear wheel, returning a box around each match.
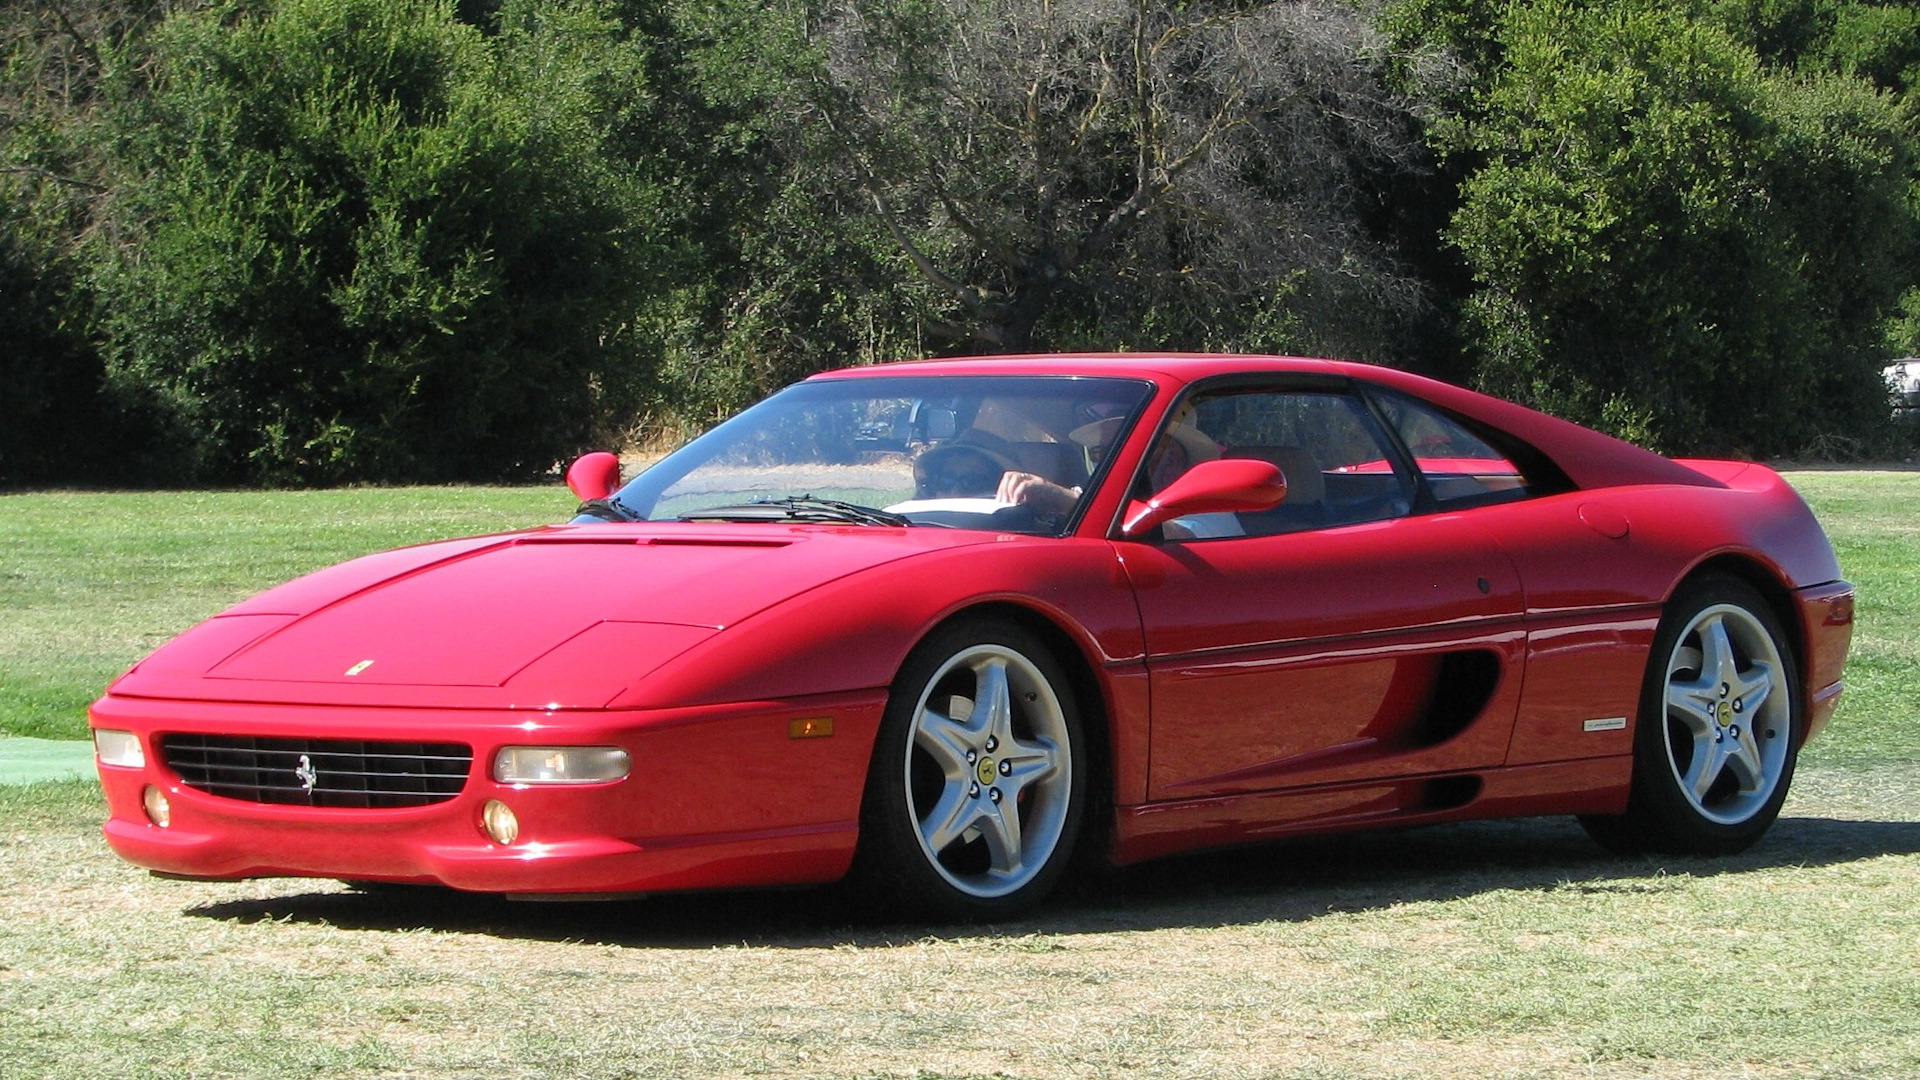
[1580,576,1801,855]
[852,618,1086,921]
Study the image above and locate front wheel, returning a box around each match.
[851,618,1086,921]
[1580,575,1801,856]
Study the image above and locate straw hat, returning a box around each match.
[1068,416,1220,463]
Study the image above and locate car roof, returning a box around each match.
[808,353,1342,383]
[810,353,1719,492]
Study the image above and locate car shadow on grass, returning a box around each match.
[179,812,1920,947]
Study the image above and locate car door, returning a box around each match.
[1366,387,1657,769]
[1115,382,1528,802]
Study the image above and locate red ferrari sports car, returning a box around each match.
[91,355,1853,919]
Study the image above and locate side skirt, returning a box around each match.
[1108,756,1632,866]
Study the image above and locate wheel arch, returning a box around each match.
[1580,556,1806,854]
[1675,553,1806,680]
[908,600,1118,857]
[849,598,1116,914]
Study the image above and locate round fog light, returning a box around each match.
[481,799,519,845]
[143,786,171,828]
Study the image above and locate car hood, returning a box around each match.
[108,523,1001,710]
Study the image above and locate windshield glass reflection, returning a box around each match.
[605,375,1154,535]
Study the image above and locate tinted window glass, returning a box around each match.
[1149,389,1412,539]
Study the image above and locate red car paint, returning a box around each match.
[91,356,1853,900]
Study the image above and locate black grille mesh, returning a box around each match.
[160,735,471,808]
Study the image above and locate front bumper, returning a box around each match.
[90,690,884,895]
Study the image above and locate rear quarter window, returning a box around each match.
[1372,392,1538,510]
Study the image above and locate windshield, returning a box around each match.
[600,375,1154,535]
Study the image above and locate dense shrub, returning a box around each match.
[1440,0,1917,455]
[89,0,668,483]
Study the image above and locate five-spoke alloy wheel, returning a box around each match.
[1581,575,1802,855]
[854,618,1086,920]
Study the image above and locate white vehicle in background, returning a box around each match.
[1888,360,1920,412]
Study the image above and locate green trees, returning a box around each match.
[2,0,1917,485]
[87,0,669,482]
[1411,0,1919,454]
[627,0,931,430]
[0,0,157,485]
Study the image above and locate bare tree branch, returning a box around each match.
[1,165,109,193]
[802,0,1432,352]
[45,1,103,72]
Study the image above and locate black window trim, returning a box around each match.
[1110,372,1421,540]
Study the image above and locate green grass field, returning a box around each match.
[0,487,565,741]
[1,473,1915,1079]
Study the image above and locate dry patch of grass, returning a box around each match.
[5,780,1917,1080]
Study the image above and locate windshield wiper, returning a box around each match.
[573,496,642,523]
[678,496,911,527]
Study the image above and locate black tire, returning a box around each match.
[1580,575,1802,856]
[850,617,1087,921]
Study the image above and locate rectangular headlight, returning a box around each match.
[93,729,146,769]
[492,746,630,784]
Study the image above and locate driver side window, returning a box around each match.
[1164,389,1413,538]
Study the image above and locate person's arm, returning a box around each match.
[996,471,1080,515]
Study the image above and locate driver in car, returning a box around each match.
[911,429,1091,527]
[995,414,1220,499]
[917,417,1232,535]
[914,431,1028,499]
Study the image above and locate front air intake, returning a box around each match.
[160,735,471,808]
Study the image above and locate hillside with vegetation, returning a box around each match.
[4,0,1917,486]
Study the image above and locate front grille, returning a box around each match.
[160,735,472,808]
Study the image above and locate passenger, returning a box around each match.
[1143,422,1221,493]
[1039,412,1238,538]
[1047,413,1221,495]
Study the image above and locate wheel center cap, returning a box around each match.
[977,757,997,786]
[1717,701,1734,726]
